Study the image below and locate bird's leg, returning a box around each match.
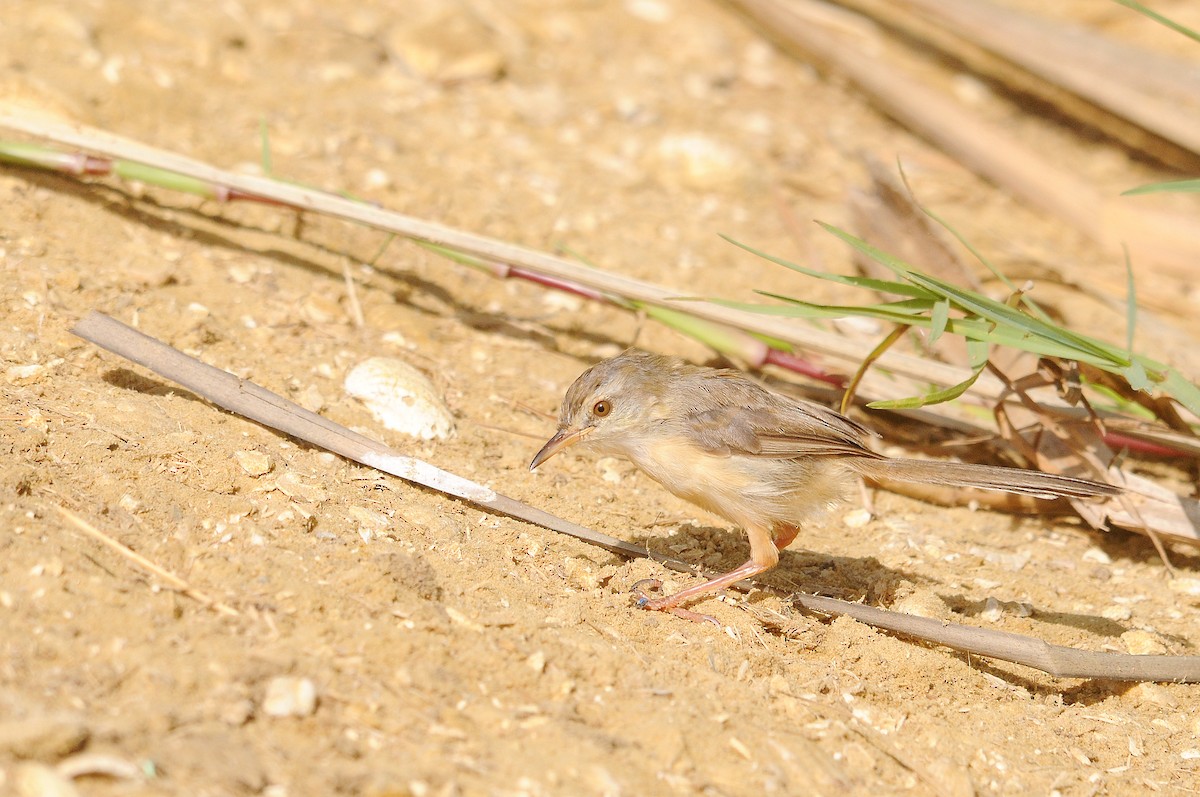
[636,523,783,614]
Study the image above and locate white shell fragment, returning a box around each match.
[344,357,455,440]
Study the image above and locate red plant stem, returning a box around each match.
[764,347,847,387]
[506,266,612,303]
[1102,430,1190,458]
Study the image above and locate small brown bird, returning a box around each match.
[531,350,1117,618]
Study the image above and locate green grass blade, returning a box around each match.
[721,234,933,299]
[1123,246,1137,355]
[914,200,1058,325]
[705,297,937,325]
[1160,369,1200,417]
[902,270,1131,366]
[1111,0,1200,44]
[1122,179,1200,196]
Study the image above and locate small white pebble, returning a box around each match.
[980,597,1004,623]
[349,506,390,530]
[6,364,46,385]
[1168,577,1200,596]
[526,651,546,673]
[651,132,748,189]
[597,457,624,484]
[625,0,672,23]
[1081,547,1112,565]
[262,677,317,717]
[1121,629,1168,656]
[1102,605,1132,621]
[363,167,392,190]
[234,450,273,477]
[14,762,80,797]
[843,508,872,529]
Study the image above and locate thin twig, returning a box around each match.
[54,504,239,616]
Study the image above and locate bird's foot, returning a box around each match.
[630,578,720,627]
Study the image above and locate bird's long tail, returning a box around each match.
[850,458,1118,500]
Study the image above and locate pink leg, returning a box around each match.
[637,522,785,613]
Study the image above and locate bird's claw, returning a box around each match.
[630,578,663,607]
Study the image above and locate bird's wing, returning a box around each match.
[685,384,879,460]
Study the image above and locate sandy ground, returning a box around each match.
[3,1,1200,795]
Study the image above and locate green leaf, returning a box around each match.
[867,365,986,409]
[1121,360,1151,392]
[930,298,949,344]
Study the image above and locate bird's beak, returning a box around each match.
[529,426,589,471]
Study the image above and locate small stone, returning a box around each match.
[842,508,872,529]
[234,450,273,477]
[13,763,80,797]
[348,506,390,531]
[275,471,328,504]
[650,132,748,189]
[262,677,317,718]
[1121,629,1168,656]
[563,557,603,590]
[980,596,1004,623]
[1168,578,1200,597]
[892,590,952,621]
[6,364,46,385]
[0,716,88,759]
[525,651,546,674]
[1101,605,1132,621]
[968,545,1029,572]
[597,457,624,484]
[625,0,672,23]
[1081,547,1112,565]
[1127,682,1178,708]
[385,6,505,84]
[302,292,341,324]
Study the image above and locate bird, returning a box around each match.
[530,350,1118,619]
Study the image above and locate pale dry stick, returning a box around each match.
[837,0,1200,171]
[727,0,1200,277]
[70,311,649,562]
[897,0,1200,163]
[0,107,999,407]
[54,504,239,617]
[341,261,366,329]
[70,311,1200,683]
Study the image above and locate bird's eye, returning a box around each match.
[592,400,612,417]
